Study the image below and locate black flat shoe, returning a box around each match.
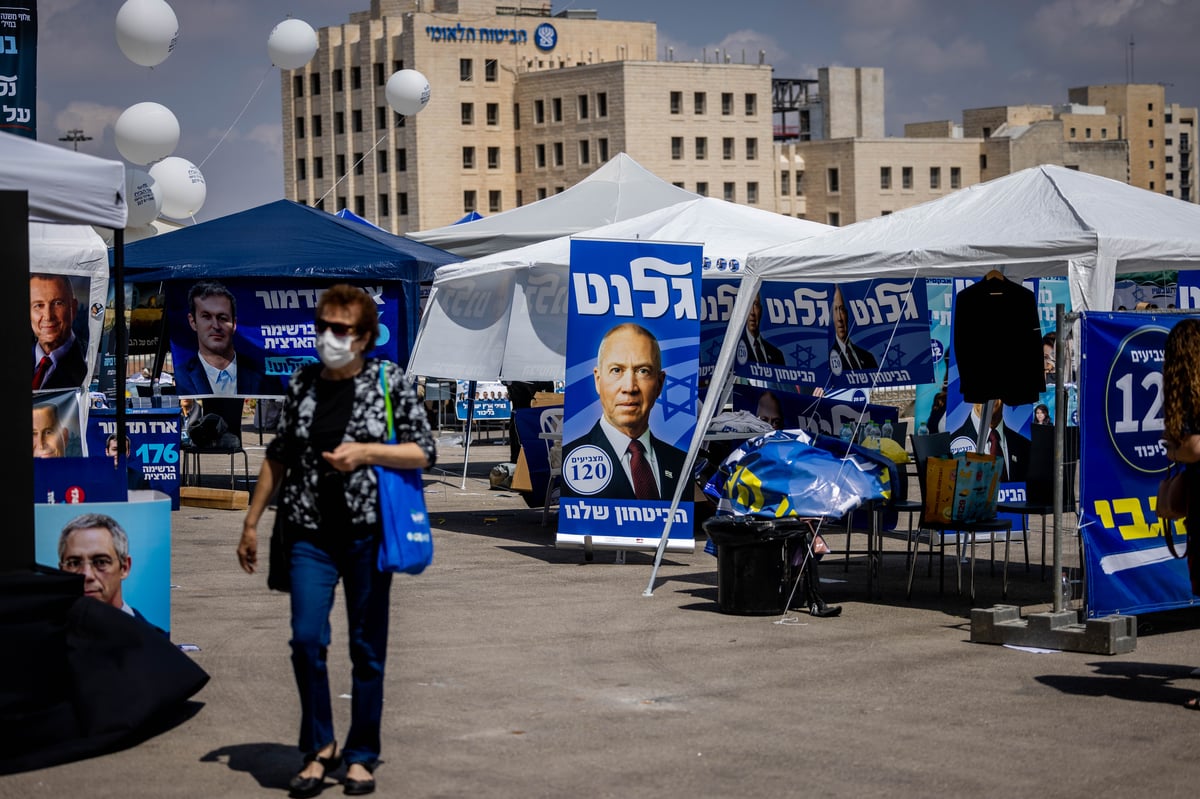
[343,776,376,796]
[809,600,842,618]
[289,746,342,798]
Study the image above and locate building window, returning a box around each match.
[352,109,362,132]
[293,75,303,97]
[537,187,547,200]
[950,166,961,189]
[396,149,407,171]
[880,166,891,189]
[597,92,607,117]
[311,74,321,95]
[337,195,346,211]
[515,147,522,173]
[397,192,408,215]
[535,143,546,168]
[534,99,545,123]
[1101,128,1108,139]
[486,103,499,126]
[553,141,564,166]
[354,195,365,216]
[460,58,473,81]
[351,66,361,89]
[489,190,501,213]
[827,167,839,193]
[780,171,790,195]
[1150,181,1156,190]
[982,126,992,138]
[1149,118,1155,128]
[311,115,322,137]
[723,138,734,160]
[296,158,306,181]
[902,166,913,189]
[672,182,684,189]
[1148,102,1154,111]
[579,139,590,165]
[513,103,521,130]
[1150,160,1155,169]
[722,92,733,115]
[462,146,475,169]
[980,154,988,170]
[578,94,589,119]
[315,198,325,211]
[694,92,706,114]
[745,138,758,160]
[334,111,344,134]
[464,190,477,213]
[795,171,803,195]
[373,62,385,85]
[1085,128,1092,139]
[695,137,707,160]
[1069,127,1076,138]
[1167,172,1175,180]
[745,93,757,116]
[671,136,683,160]
[552,97,562,122]
[696,181,708,197]
[379,193,389,217]
[1149,140,1155,149]
[294,116,305,138]
[828,211,840,226]
[488,146,500,169]
[930,166,941,189]
[333,69,343,92]
[354,153,364,175]
[1167,155,1175,163]
[598,138,609,162]
[670,91,682,114]
[724,182,735,201]
[313,157,323,178]
[336,154,346,175]
[376,106,387,128]
[461,103,474,125]
[516,189,524,206]
[485,59,498,82]
[378,151,388,172]
[747,182,759,204]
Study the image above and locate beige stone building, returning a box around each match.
[283,0,773,234]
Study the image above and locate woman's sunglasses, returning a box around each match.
[315,318,357,336]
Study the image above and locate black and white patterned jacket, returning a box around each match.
[266,358,437,532]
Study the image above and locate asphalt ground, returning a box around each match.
[4,431,1200,798]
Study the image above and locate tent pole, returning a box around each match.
[1052,304,1067,612]
[114,228,127,460]
[460,380,477,490]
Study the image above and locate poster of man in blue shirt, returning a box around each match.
[557,239,701,552]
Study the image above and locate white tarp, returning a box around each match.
[408,197,834,381]
[644,164,1200,588]
[0,132,126,230]
[407,153,696,258]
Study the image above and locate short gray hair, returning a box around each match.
[58,513,129,564]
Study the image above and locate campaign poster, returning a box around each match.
[730,384,898,439]
[1176,271,1200,310]
[0,2,36,138]
[35,493,174,635]
[558,239,701,553]
[31,269,105,395]
[455,379,511,421]
[33,387,87,459]
[87,408,182,510]
[698,268,742,394]
[731,278,931,392]
[163,279,407,398]
[1078,311,1196,617]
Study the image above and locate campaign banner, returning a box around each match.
[730,384,898,438]
[163,279,408,398]
[1176,271,1200,310]
[698,274,740,392]
[87,408,182,510]
[35,493,174,635]
[0,2,36,138]
[455,400,511,421]
[1079,311,1196,617]
[558,239,701,552]
[731,278,931,392]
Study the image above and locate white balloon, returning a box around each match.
[124,224,160,244]
[386,69,431,116]
[124,168,162,227]
[115,102,180,165]
[150,156,206,219]
[268,19,318,70]
[115,0,179,68]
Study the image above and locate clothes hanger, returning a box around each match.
[984,268,1006,294]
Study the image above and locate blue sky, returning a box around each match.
[33,0,1200,223]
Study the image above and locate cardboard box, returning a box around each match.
[180,486,249,510]
[922,452,999,524]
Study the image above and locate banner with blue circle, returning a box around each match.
[558,239,701,553]
[1079,311,1196,616]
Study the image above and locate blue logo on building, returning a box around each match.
[534,23,557,52]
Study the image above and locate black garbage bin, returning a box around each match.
[702,516,812,615]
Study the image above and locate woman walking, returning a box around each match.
[1163,317,1200,709]
[237,284,436,795]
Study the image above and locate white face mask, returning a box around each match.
[316,329,357,369]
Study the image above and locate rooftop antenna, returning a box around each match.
[1126,34,1135,83]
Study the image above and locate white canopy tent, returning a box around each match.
[0,131,126,229]
[406,153,697,258]
[408,196,834,381]
[646,164,1200,593]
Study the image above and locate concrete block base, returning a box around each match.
[970,605,1137,654]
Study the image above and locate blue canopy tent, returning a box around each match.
[334,207,383,229]
[119,200,459,373]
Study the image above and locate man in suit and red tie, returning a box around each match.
[30,273,88,391]
[950,401,1031,483]
[562,323,688,502]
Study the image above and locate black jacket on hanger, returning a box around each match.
[953,274,1045,406]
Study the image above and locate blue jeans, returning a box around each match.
[289,536,393,768]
